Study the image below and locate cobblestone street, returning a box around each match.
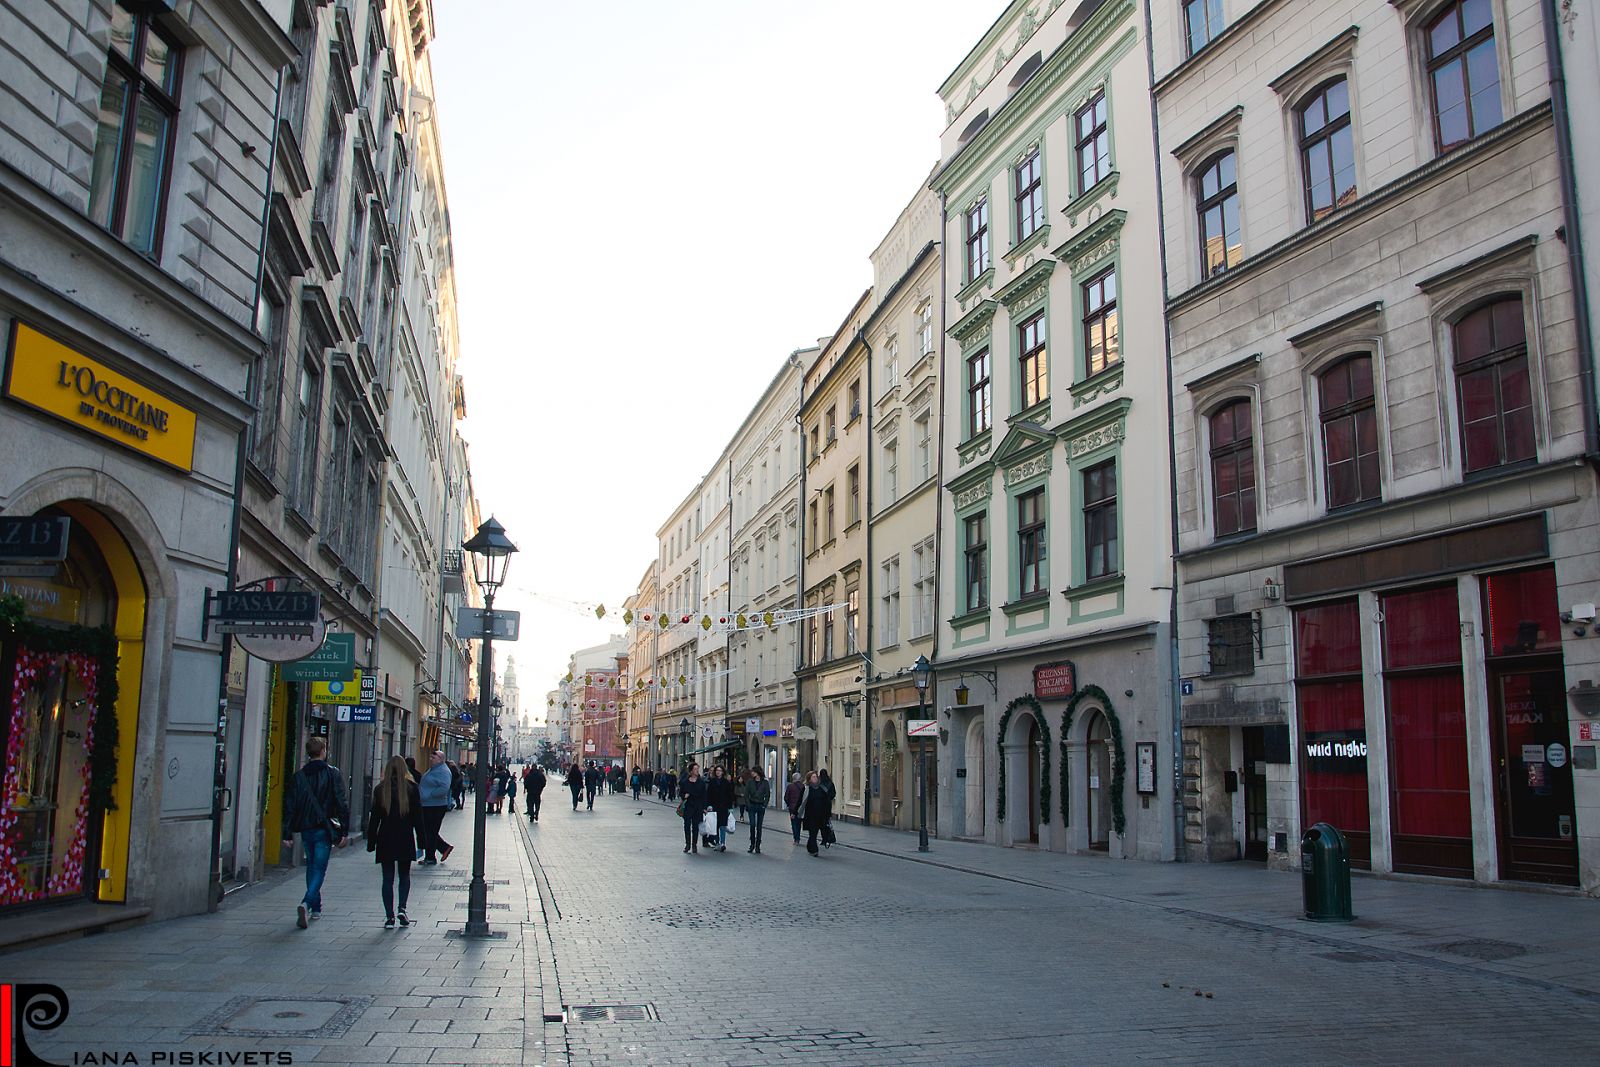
[5,792,1599,1065]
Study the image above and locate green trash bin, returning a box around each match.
[1301,822,1353,922]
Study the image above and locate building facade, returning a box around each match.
[623,561,659,772]
[1155,0,1600,889]
[0,0,294,919]
[655,489,701,768]
[932,0,1178,860]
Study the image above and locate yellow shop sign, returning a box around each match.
[310,670,363,705]
[3,321,197,472]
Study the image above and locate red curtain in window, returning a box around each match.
[1483,566,1560,657]
[1295,601,1370,863]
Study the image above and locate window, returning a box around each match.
[1207,613,1254,676]
[250,284,287,471]
[884,440,899,504]
[88,6,181,256]
[918,301,934,357]
[1210,398,1257,536]
[1196,150,1242,277]
[847,465,860,526]
[1426,0,1502,152]
[824,486,835,542]
[1018,313,1048,410]
[880,558,901,647]
[808,611,820,665]
[1082,269,1120,377]
[848,380,861,421]
[1017,488,1047,597]
[846,588,860,653]
[912,539,935,639]
[1075,90,1111,191]
[1319,355,1381,508]
[968,348,992,435]
[1454,297,1534,473]
[914,412,932,483]
[885,337,900,392]
[1295,600,1371,867]
[1014,147,1044,243]
[290,358,322,513]
[1298,78,1357,224]
[1083,461,1118,581]
[808,499,818,549]
[965,198,991,279]
[825,406,837,443]
[1184,0,1225,56]
[964,512,989,612]
[322,403,351,543]
[809,425,820,460]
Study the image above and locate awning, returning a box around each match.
[684,738,744,757]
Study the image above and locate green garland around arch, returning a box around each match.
[0,594,121,812]
[995,694,1050,827]
[1060,685,1128,835]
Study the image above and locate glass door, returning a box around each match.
[1242,727,1268,861]
[1489,668,1577,884]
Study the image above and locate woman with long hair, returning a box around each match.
[366,755,424,929]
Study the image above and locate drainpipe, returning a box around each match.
[932,197,950,824]
[1540,0,1599,458]
[1142,2,1188,862]
[860,332,873,826]
[793,361,809,768]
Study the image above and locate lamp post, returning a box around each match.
[912,654,932,853]
[679,716,691,768]
[491,696,504,765]
[461,516,516,938]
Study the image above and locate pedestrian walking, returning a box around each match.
[584,762,601,810]
[447,759,466,810]
[505,767,518,814]
[280,736,350,928]
[405,756,422,783]
[365,755,423,929]
[417,750,454,865]
[630,767,642,800]
[818,767,837,807]
[801,771,833,857]
[783,772,804,844]
[743,767,770,854]
[567,762,583,810]
[705,765,735,852]
[525,763,547,821]
[678,763,708,854]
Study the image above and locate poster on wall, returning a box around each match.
[1136,742,1157,795]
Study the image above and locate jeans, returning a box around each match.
[747,806,765,848]
[422,806,451,862]
[380,858,411,918]
[586,787,596,809]
[299,828,331,911]
[790,814,802,841]
[715,810,730,847]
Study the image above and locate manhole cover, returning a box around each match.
[568,1004,659,1023]
[187,996,372,1039]
[1432,938,1527,961]
[1318,950,1383,963]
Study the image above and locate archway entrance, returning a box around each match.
[963,716,985,837]
[1086,711,1111,850]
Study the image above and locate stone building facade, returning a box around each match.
[1155,0,1600,889]
[932,0,1179,860]
[0,0,294,919]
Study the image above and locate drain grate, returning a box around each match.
[1432,938,1527,961]
[567,1004,658,1024]
[186,996,372,1039]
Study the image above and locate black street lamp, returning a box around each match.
[461,515,516,938]
[679,716,691,767]
[912,654,932,854]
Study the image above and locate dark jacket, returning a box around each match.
[504,772,517,797]
[743,777,771,810]
[567,767,584,794]
[801,783,833,831]
[783,781,804,814]
[584,767,602,791]
[679,775,709,821]
[705,775,736,813]
[365,780,423,863]
[282,760,350,838]
[524,766,546,797]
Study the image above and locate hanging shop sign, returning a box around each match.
[236,614,327,663]
[278,633,357,681]
[4,322,197,471]
[780,716,795,738]
[1033,661,1077,700]
[310,670,364,706]
[203,581,321,640]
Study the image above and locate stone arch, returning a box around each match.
[963,715,986,837]
[997,694,1051,844]
[1060,685,1128,835]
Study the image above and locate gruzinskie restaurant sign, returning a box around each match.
[1034,660,1076,700]
[4,321,197,471]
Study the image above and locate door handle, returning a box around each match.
[219,787,233,813]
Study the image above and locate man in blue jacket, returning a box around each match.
[281,736,350,928]
[418,750,455,865]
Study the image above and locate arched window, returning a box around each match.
[1196,150,1242,277]
[1209,398,1256,536]
[1454,296,1534,473]
[1426,0,1502,152]
[1319,354,1380,508]
[1298,78,1356,223]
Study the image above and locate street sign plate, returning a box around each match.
[0,516,69,562]
[215,589,320,624]
[350,704,376,724]
[907,719,938,738]
[455,608,519,641]
[0,564,59,579]
[279,633,357,681]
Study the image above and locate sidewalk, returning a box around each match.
[10,805,544,1065]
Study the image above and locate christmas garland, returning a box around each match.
[0,594,121,813]
[994,694,1050,826]
[1060,685,1128,835]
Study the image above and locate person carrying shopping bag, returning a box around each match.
[678,763,709,854]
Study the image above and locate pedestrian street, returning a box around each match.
[7,786,1600,1066]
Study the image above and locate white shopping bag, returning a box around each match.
[700,810,718,837]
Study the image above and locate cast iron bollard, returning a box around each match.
[1301,821,1354,922]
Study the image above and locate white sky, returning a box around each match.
[429,1,1005,715]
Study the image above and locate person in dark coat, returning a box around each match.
[705,765,736,852]
[801,771,833,857]
[366,755,424,928]
[583,762,602,810]
[783,772,805,844]
[678,763,709,854]
[523,764,547,821]
[566,762,584,810]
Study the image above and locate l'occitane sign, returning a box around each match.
[4,321,196,472]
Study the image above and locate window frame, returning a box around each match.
[1207,613,1256,677]
[1015,487,1048,599]
[1423,0,1503,154]
[1451,295,1536,475]
[964,511,989,613]
[1317,353,1382,510]
[1014,147,1044,245]
[1208,396,1258,538]
[1018,312,1048,411]
[965,197,991,281]
[1195,149,1243,278]
[1082,268,1120,379]
[1297,77,1357,224]
[89,7,184,258]
[967,347,992,437]
[1082,459,1119,582]
[880,556,901,648]
[1184,0,1226,57]
[1075,89,1111,193]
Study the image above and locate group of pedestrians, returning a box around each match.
[674,763,830,855]
[565,760,605,810]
